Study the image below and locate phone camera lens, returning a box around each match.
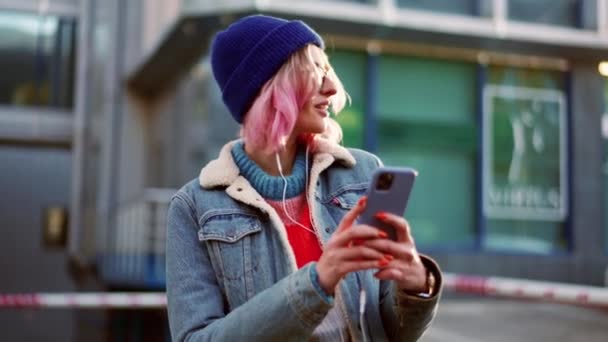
[376,172,394,191]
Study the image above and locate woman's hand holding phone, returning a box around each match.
[316,196,427,296]
[316,196,393,295]
[317,167,428,295]
[361,211,428,293]
[357,166,428,293]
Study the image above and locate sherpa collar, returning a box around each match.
[199,136,356,189]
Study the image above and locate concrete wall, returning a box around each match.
[0,146,76,341]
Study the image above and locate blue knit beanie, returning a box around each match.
[211,15,325,123]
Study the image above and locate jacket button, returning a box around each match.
[325,227,331,233]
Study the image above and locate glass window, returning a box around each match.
[508,0,596,29]
[484,66,568,253]
[376,55,477,247]
[0,11,77,109]
[397,0,482,16]
[324,0,373,3]
[327,50,367,148]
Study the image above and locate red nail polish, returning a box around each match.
[378,231,388,239]
[375,212,388,220]
[358,196,367,207]
[384,254,394,261]
[378,258,389,267]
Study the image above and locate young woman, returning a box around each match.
[166,14,442,341]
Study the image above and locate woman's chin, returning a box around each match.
[302,123,326,135]
[313,120,328,134]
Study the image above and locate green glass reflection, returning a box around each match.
[378,55,476,124]
[327,50,366,148]
[379,147,475,246]
[376,55,477,248]
[484,220,567,253]
[490,97,561,192]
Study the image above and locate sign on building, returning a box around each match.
[482,85,567,221]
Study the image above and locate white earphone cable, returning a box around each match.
[360,287,368,342]
[275,145,315,235]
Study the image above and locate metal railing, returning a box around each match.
[99,188,175,288]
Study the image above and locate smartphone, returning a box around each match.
[358,167,418,241]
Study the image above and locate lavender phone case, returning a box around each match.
[358,167,417,241]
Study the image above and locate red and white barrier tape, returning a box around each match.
[0,293,166,309]
[1,273,607,309]
[443,273,608,308]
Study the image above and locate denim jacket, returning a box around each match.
[166,137,442,341]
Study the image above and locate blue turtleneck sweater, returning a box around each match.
[230,141,307,200]
[229,140,349,341]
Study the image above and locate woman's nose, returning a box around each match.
[320,75,337,97]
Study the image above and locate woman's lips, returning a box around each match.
[315,101,330,116]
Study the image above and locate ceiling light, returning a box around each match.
[599,61,608,77]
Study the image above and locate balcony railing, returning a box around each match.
[99,188,175,288]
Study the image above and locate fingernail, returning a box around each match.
[375,212,388,220]
[384,254,394,261]
[358,196,367,207]
[378,231,388,238]
[378,258,389,267]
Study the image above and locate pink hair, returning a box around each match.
[241,45,348,153]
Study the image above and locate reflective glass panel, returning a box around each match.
[0,11,76,109]
[327,50,367,148]
[509,0,596,29]
[376,55,477,247]
[397,0,481,16]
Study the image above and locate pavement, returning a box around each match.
[420,296,608,342]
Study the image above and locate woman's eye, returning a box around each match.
[314,63,329,77]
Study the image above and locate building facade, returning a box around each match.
[1,0,607,340]
[128,0,608,285]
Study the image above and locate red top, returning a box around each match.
[267,196,322,269]
[285,201,322,268]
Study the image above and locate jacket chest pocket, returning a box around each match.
[198,214,262,303]
[322,184,367,211]
[322,187,367,230]
[328,188,367,210]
